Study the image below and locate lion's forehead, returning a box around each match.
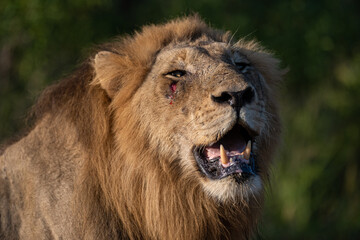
[156,41,248,73]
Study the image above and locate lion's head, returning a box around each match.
[92,16,282,203]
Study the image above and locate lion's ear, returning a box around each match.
[93,51,123,98]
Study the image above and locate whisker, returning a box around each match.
[227,27,239,46]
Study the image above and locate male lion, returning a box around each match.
[0,16,283,239]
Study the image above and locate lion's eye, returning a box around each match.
[167,70,186,78]
[235,62,250,72]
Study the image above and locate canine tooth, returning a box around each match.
[220,144,229,165]
[244,141,251,160]
[230,157,233,163]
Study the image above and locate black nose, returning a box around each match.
[211,87,255,108]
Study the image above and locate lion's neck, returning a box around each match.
[93,150,256,240]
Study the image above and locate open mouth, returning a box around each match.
[193,124,257,182]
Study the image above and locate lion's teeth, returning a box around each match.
[244,141,251,160]
[220,144,229,165]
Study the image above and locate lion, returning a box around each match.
[0,16,283,239]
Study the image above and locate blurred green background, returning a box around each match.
[1,0,359,239]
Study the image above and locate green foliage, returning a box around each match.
[1,0,359,238]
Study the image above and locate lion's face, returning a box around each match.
[130,38,276,201]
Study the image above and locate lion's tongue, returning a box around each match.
[204,136,246,160]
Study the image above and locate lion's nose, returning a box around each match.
[211,87,255,109]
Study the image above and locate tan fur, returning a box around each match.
[0,16,283,239]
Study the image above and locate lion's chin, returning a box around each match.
[201,174,262,202]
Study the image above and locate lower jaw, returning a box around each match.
[201,174,263,202]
